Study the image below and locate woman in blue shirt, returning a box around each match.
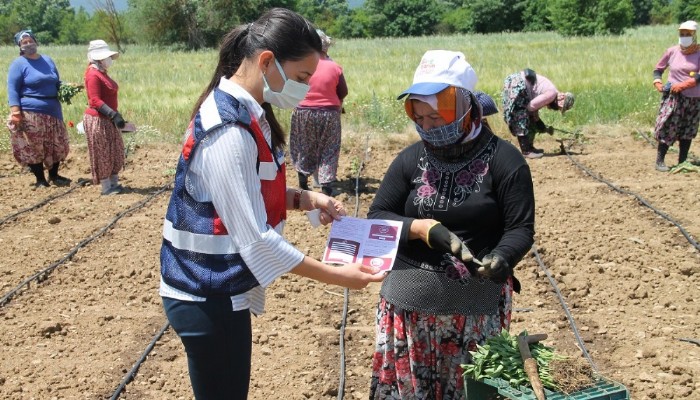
[6,30,71,188]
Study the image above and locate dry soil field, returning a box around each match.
[0,125,698,399]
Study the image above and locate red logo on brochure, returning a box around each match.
[368,224,398,241]
[361,256,393,272]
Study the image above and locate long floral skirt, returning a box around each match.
[501,73,531,138]
[370,278,513,400]
[289,107,341,185]
[83,114,124,184]
[7,111,69,167]
[654,93,700,145]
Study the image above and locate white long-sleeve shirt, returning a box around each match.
[160,78,304,314]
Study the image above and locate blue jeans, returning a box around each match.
[163,296,251,400]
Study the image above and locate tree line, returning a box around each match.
[0,0,697,49]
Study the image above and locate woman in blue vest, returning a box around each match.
[159,8,385,400]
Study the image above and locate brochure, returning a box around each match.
[322,216,403,273]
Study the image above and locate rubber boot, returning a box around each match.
[656,143,670,172]
[297,172,309,191]
[29,163,49,188]
[529,137,544,154]
[517,136,542,159]
[678,140,692,164]
[48,162,71,186]
[110,174,123,192]
[322,185,334,197]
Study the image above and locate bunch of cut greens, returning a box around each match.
[462,329,565,391]
[58,82,83,105]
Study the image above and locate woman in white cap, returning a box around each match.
[368,50,535,399]
[502,68,574,158]
[652,20,700,172]
[83,40,127,195]
[6,29,71,188]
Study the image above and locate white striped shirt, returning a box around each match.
[159,78,304,315]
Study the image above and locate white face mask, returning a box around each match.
[262,58,310,109]
[679,36,695,48]
[100,57,113,69]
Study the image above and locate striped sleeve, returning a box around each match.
[191,123,304,288]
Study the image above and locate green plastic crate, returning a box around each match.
[464,376,629,400]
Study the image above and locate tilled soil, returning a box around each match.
[0,126,698,400]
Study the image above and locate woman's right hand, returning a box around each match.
[334,262,386,289]
[10,112,22,125]
[654,81,663,92]
[291,256,386,290]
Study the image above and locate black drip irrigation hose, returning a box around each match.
[0,184,81,227]
[559,143,700,253]
[337,132,372,400]
[0,184,172,308]
[531,245,598,373]
[109,321,171,400]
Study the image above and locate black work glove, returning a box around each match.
[112,112,126,129]
[534,119,548,133]
[98,103,125,129]
[477,252,512,282]
[426,222,473,263]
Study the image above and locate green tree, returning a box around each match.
[675,0,700,23]
[364,0,444,37]
[522,0,553,32]
[468,0,526,34]
[56,7,87,44]
[128,0,296,48]
[296,0,349,31]
[332,9,371,38]
[3,0,73,44]
[550,0,633,36]
[630,0,653,25]
[649,0,673,24]
[439,7,473,34]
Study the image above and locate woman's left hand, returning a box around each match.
[307,191,346,225]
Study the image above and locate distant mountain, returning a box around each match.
[70,0,128,13]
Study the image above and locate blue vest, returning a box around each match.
[160,88,285,297]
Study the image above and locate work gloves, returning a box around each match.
[426,222,473,263]
[533,119,554,135]
[671,78,698,94]
[98,103,126,129]
[477,253,510,281]
[478,252,521,292]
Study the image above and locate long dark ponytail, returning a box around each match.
[191,8,321,150]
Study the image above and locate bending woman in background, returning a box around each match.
[6,30,71,188]
[502,68,574,159]
[159,8,384,400]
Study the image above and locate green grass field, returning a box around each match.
[0,24,680,151]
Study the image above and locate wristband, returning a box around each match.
[293,189,303,210]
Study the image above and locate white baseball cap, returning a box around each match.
[87,40,119,61]
[398,50,478,99]
[679,21,698,31]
